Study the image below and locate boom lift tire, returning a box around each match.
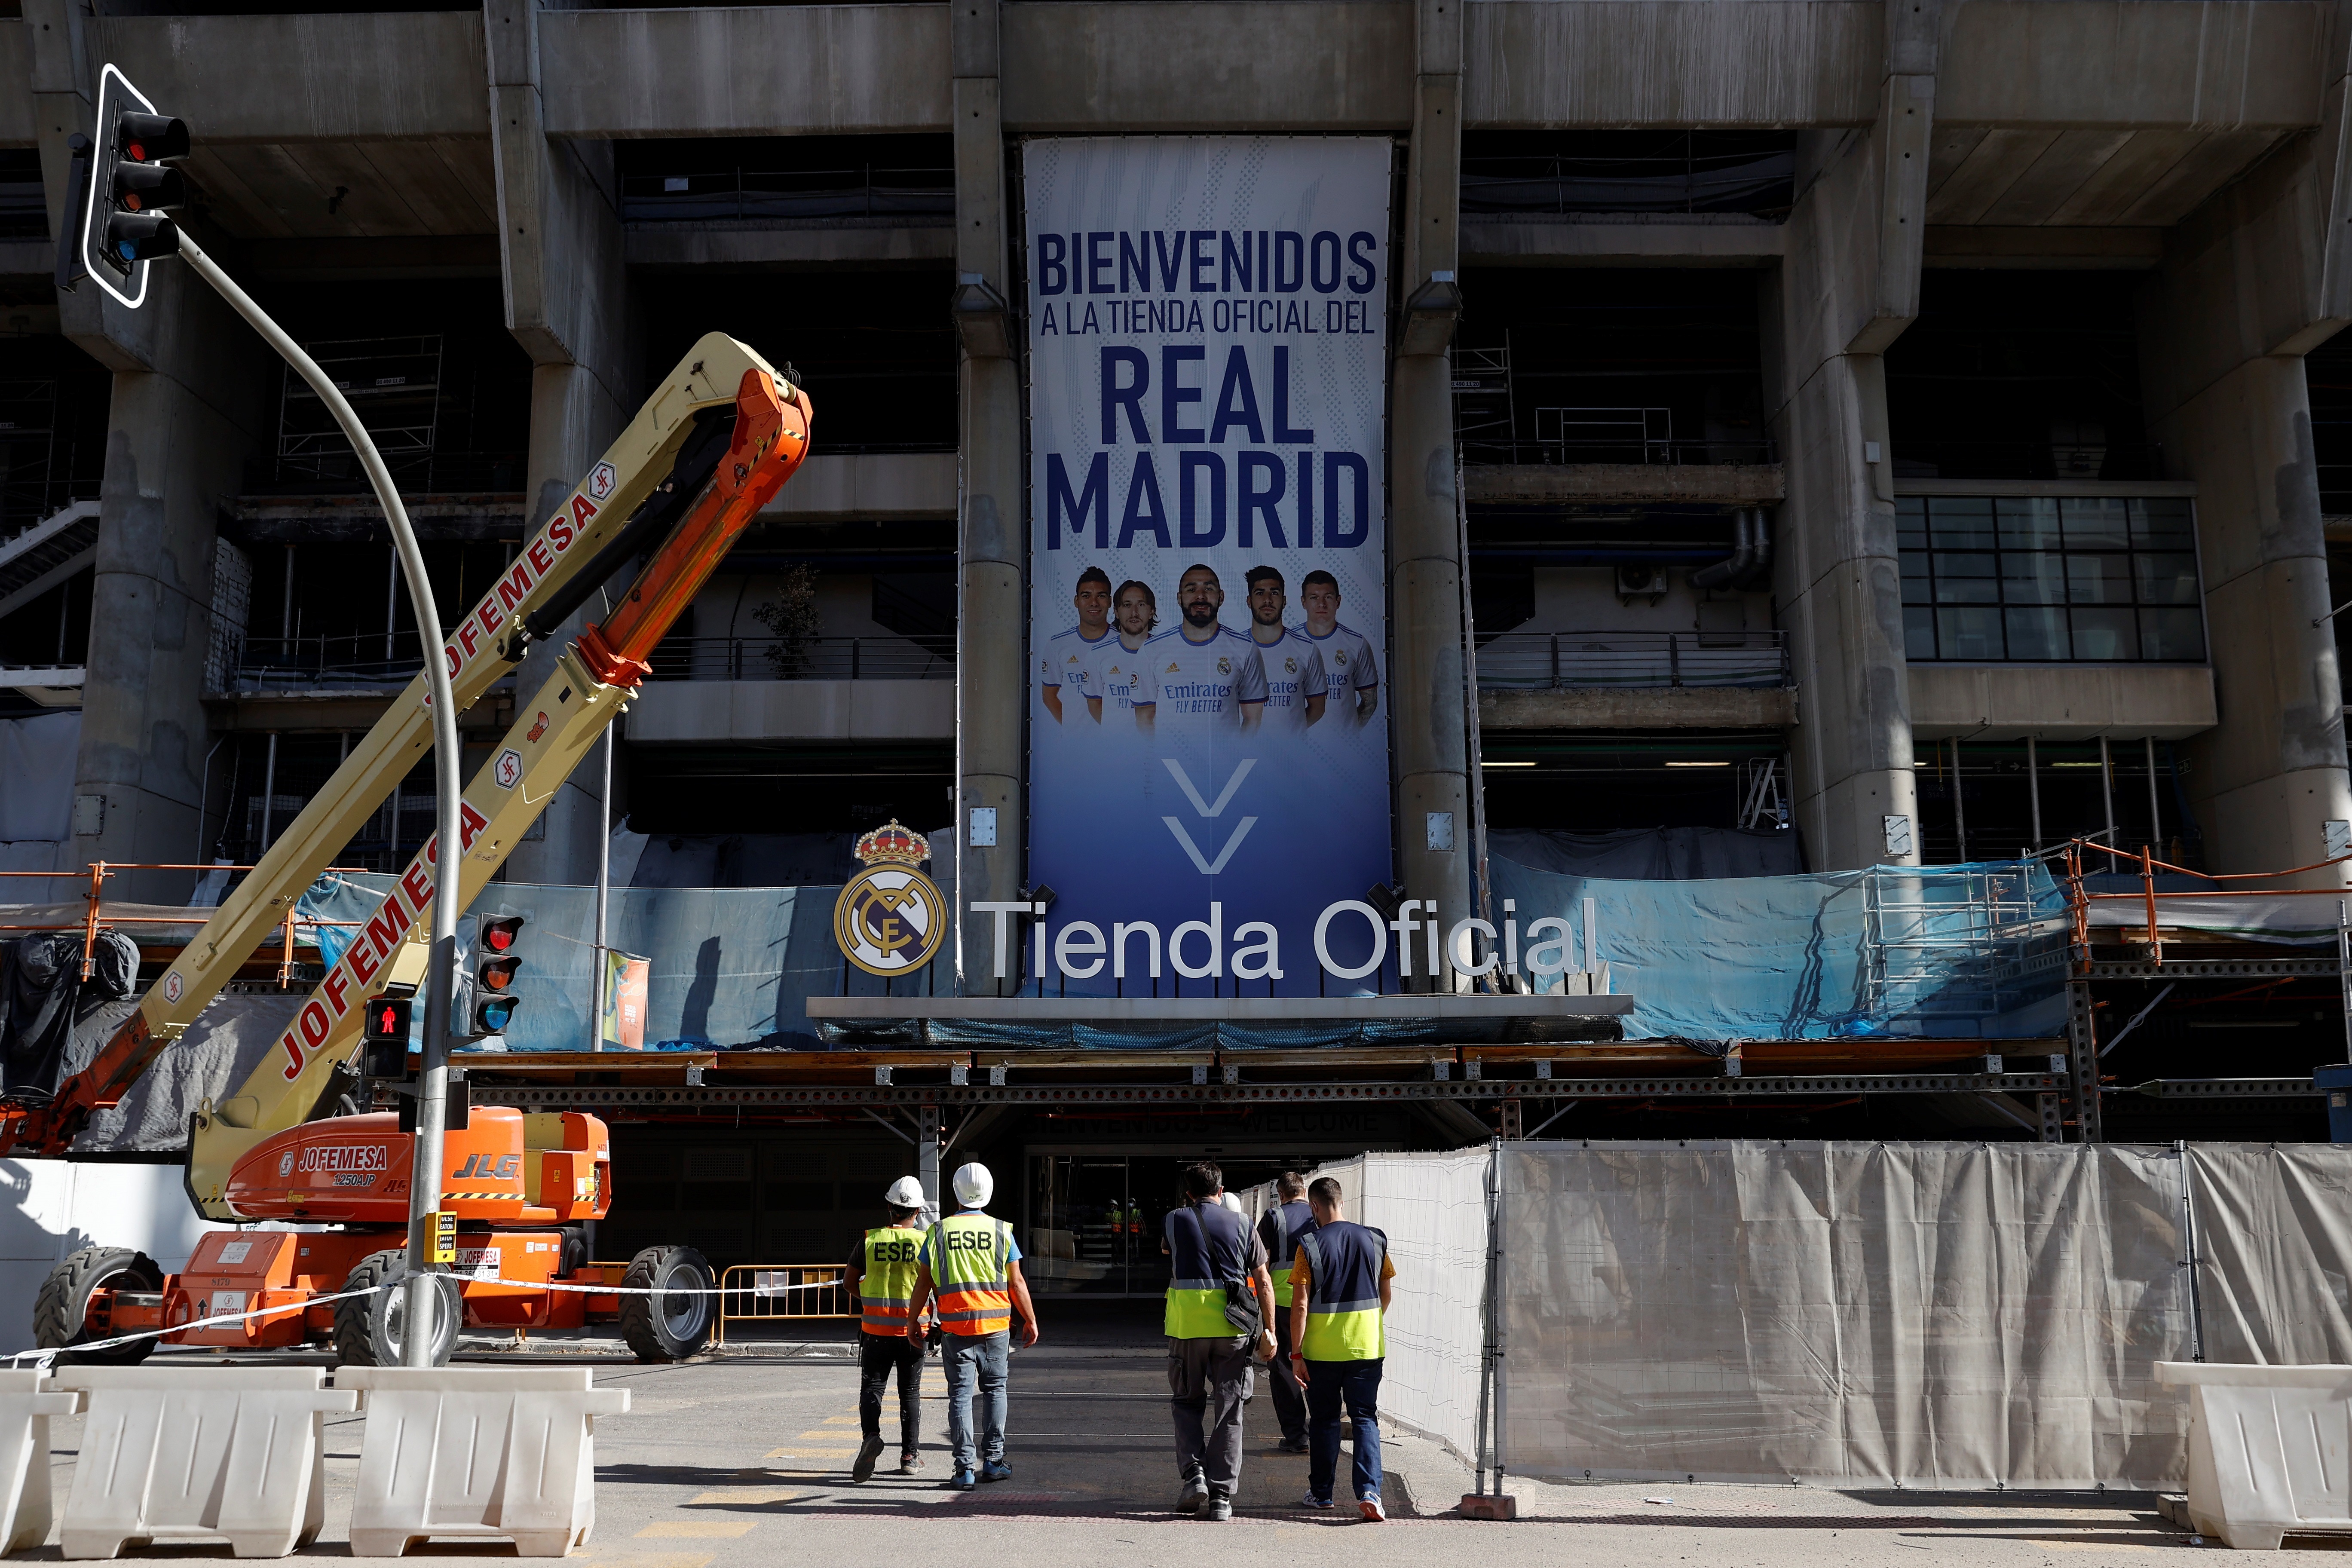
[334,1249,460,1367]
[619,1245,715,1363]
[34,1246,162,1364]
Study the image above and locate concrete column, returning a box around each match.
[952,0,1024,995]
[1765,8,1934,870]
[488,0,635,885]
[1389,0,1470,987]
[2137,104,2352,886]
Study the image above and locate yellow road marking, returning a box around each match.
[764,1448,854,1460]
[797,1430,856,1439]
[635,1522,756,1539]
[821,1415,859,1425]
[691,1488,799,1506]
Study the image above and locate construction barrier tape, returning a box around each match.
[1,1271,845,1367]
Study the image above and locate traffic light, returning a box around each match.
[454,913,526,1040]
[360,993,415,1079]
[75,65,188,308]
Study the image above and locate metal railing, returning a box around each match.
[240,448,527,496]
[648,635,955,682]
[0,861,365,985]
[714,1264,854,1344]
[1461,435,1776,467]
[1477,630,1789,690]
[226,633,427,692]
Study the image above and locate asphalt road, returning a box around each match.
[23,1302,2211,1565]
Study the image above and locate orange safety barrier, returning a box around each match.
[713,1264,853,1344]
[0,861,366,985]
[2058,838,2352,970]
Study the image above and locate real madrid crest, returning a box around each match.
[833,820,948,978]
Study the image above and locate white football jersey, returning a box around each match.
[1305,621,1379,697]
[1135,625,1268,727]
[1253,628,1329,733]
[1040,626,1114,704]
[1087,634,1153,717]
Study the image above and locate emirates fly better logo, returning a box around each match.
[832,821,946,977]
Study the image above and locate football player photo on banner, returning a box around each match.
[1024,136,1393,998]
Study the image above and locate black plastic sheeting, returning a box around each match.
[0,928,138,1100]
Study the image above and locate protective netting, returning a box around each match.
[2183,1145,2352,1366]
[1494,1142,2196,1488]
[1489,854,2071,1039]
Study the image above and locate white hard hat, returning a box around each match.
[1219,1193,1244,1214]
[884,1176,925,1208]
[952,1162,994,1208]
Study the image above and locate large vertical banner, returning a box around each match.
[1024,137,1393,997]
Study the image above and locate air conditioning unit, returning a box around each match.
[1615,564,1670,603]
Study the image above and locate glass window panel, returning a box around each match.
[2140,607,2207,661]
[2003,606,2069,660]
[2061,496,2130,549]
[2133,552,2202,605]
[2069,606,2136,660]
[2002,555,2066,604]
[1927,496,1995,549]
[1996,496,2062,551]
[2131,497,2194,550]
[1904,605,1937,660]
[1897,496,1926,525]
[1932,551,1995,578]
[1936,606,2003,659]
[2067,554,2134,604]
[1935,577,2000,603]
[1899,525,1928,552]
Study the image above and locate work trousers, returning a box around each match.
[941,1329,1010,1471]
[1267,1308,1307,1444]
[858,1330,923,1452]
[1168,1334,1255,1499]
[1305,1357,1384,1504]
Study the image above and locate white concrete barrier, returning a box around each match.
[0,1368,81,1555]
[340,1367,628,1557]
[2158,1361,2352,1549]
[53,1366,356,1559]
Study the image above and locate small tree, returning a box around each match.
[751,564,821,677]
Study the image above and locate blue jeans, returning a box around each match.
[941,1330,1010,1471]
[1305,1357,1383,1503]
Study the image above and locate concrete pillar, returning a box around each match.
[488,0,636,885]
[1389,0,1471,987]
[951,0,1024,995]
[1765,7,1934,870]
[2137,107,2352,887]
[24,0,268,902]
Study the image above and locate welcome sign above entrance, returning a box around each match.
[1022,136,1396,996]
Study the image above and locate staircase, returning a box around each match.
[0,499,100,622]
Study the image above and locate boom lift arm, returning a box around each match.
[0,334,790,1159]
[185,358,809,1218]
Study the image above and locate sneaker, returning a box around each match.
[1358,1494,1387,1523]
[1204,1493,1233,1522]
[899,1451,923,1475]
[1278,1438,1311,1454]
[851,1436,885,1483]
[979,1460,1013,1483]
[950,1467,977,1490]
[1178,1472,1209,1514]
[1299,1492,1335,1510]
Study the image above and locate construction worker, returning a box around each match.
[842,1175,929,1481]
[1286,1174,1394,1522]
[1256,1171,1315,1453]
[1163,1161,1278,1522]
[906,1161,1039,1489]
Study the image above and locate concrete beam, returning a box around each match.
[0,23,32,145]
[1479,686,1796,729]
[1466,462,1786,506]
[1463,217,1782,268]
[87,13,489,142]
[1465,0,1880,129]
[1001,1,1414,130]
[1923,226,2167,270]
[1938,0,2324,131]
[761,452,959,522]
[540,6,951,137]
[622,679,955,743]
[625,224,955,271]
[1905,664,2218,741]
